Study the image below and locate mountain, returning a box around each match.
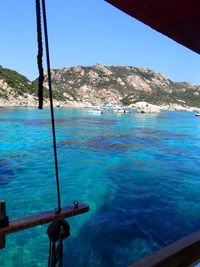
[0,64,200,109]
[0,65,38,106]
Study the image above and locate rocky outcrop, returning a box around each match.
[1,64,200,110]
[133,102,161,113]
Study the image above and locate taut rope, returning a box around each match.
[35,0,61,213]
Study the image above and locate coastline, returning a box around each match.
[0,95,198,113]
[1,65,200,114]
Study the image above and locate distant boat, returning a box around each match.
[100,104,112,110]
[113,108,131,113]
[195,113,200,116]
[87,108,103,115]
[113,108,125,113]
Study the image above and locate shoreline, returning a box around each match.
[0,101,198,113]
[0,93,198,113]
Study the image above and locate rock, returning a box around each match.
[1,64,200,111]
[135,101,161,113]
[126,75,152,92]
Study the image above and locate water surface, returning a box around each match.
[0,108,200,266]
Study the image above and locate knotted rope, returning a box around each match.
[47,220,70,267]
[35,0,61,213]
[35,0,44,109]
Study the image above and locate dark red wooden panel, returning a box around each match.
[105,0,200,54]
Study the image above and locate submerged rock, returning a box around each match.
[0,159,16,185]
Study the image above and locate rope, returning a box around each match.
[35,0,44,109]
[40,0,61,212]
[36,0,61,211]
[47,220,70,267]
[35,2,72,265]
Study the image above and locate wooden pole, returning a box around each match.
[0,200,6,248]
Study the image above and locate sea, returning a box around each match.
[0,107,200,267]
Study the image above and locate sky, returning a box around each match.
[1,0,200,84]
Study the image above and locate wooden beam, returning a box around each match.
[0,200,6,221]
[128,229,200,267]
[0,234,5,249]
[0,200,7,248]
[0,203,89,235]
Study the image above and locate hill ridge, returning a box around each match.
[0,64,200,109]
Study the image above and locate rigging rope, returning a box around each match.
[35,1,71,265]
[36,0,61,213]
[35,0,44,109]
[35,0,61,213]
[47,220,70,267]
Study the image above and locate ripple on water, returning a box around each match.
[0,109,200,267]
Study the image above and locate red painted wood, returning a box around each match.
[106,0,200,28]
[105,0,200,54]
[0,203,89,235]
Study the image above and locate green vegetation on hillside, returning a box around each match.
[0,65,37,95]
[1,64,200,108]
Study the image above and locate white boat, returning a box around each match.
[101,105,111,111]
[87,108,103,115]
[195,113,200,116]
[113,108,125,113]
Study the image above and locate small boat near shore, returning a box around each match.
[106,1,200,266]
[87,108,103,115]
[113,108,125,113]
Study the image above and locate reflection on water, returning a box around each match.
[0,108,200,266]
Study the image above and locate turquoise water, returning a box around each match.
[0,108,200,267]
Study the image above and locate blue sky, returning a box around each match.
[1,0,200,84]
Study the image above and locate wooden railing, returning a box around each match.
[128,230,200,267]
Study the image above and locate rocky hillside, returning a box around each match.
[0,65,38,106]
[1,64,200,108]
